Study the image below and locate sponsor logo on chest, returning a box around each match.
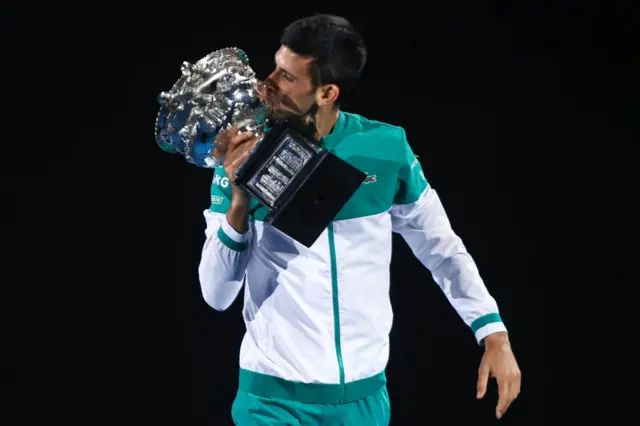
[212,175,229,188]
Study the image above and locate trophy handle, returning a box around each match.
[194,69,228,93]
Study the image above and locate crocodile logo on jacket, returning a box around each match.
[363,173,377,184]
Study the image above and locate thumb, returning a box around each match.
[477,362,490,399]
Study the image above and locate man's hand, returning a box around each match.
[216,127,260,184]
[476,332,521,419]
[215,127,260,233]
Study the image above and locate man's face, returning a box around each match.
[259,45,319,121]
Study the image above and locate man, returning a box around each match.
[198,14,521,425]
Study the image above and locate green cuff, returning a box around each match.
[217,226,248,251]
[471,313,502,333]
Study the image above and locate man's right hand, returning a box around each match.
[216,127,260,233]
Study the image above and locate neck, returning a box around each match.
[314,106,340,138]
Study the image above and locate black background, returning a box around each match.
[2,1,636,424]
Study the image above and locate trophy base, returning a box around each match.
[234,120,366,247]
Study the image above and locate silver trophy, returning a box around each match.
[154,47,270,168]
[155,47,367,247]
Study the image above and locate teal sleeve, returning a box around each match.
[208,166,233,214]
[393,129,429,205]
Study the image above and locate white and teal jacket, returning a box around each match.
[198,111,507,404]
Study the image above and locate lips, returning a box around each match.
[254,81,302,121]
[255,81,275,103]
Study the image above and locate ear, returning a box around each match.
[317,84,340,106]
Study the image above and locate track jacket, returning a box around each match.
[198,111,507,404]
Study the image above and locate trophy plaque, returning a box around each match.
[233,119,366,247]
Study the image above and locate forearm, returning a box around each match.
[226,188,250,233]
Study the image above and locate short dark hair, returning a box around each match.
[281,14,367,102]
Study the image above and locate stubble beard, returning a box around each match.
[269,103,319,139]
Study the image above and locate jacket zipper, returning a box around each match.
[327,223,345,402]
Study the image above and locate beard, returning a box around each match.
[270,100,319,135]
[268,106,301,121]
[266,102,318,140]
[256,82,320,138]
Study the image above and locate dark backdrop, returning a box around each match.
[3,1,635,425]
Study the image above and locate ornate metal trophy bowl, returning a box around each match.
[154,47,269,168]
[155,47,366,247]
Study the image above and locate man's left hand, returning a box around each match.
[476,332,521,419]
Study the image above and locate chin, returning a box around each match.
[270,108,300,121]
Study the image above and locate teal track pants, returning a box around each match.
[231,386,391,425]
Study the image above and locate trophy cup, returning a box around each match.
[155,47,366,247]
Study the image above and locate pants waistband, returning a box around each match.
[238,368,387,404]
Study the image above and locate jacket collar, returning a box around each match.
[321,110,347,151]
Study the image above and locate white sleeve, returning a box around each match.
[391,133,507,344]
[197,167,253,311]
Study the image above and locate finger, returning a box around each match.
[513,370,521,397]
[227,136,259,162]
[232,149,251,168]
[496,378,511,419]
[229,131,256,148]
[506,371,521,412]
[228,138,257,163]
[499,399,514,420]
[476,363,490,399]
[214,126,236,145]
[212,145,224,159]
[219,129,252,152]
[229,148,251,172]
[227,150,251,183]
[237,135,260,150]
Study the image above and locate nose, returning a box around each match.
[256,74,280,102]
[264,72,280,93]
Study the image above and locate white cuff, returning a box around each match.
[220,216,250,243]
[475,322,508,345]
